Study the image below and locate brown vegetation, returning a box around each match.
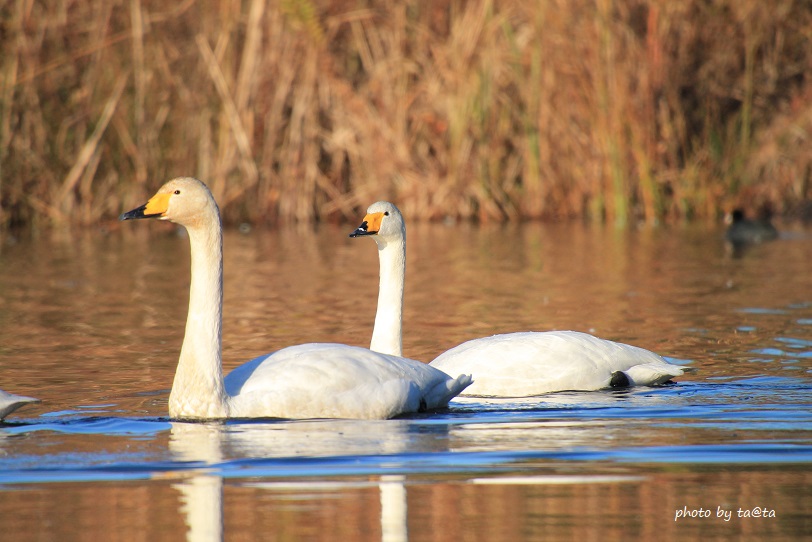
[1,0,810,228]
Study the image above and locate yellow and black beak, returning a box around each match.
[119,192,171,221]
[349,211,384,238]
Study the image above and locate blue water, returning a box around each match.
[2,375,810,487]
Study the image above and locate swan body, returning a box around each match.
[120,178,470,420]
[0,389,39,420]
[350,201,691,398]
[224,343,467,419]
[430,331,688,397]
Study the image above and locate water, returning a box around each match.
[0,219,810,540]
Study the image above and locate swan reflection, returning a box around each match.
[168,419,428,541]
[166,398,658,541]
[170,422,224,542]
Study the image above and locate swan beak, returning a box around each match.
[349,212,384,237]
[349,221,373,237]
[119,193,171,221]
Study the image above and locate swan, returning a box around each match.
[0,389,38,420]
[120,178,471,420]
[349,201,692,397]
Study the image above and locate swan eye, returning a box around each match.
[384,211,389,216]
[174,190,181,195]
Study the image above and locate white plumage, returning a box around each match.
[0,388,38,420]
[431,330,688,397]
[121,178,470,420]
[225,343,470,419]
[350,201,692,398]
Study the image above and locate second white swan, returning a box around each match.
[349,201,692,397]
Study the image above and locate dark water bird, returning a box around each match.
[725,208,779,248]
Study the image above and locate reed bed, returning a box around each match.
[1,0,810,228]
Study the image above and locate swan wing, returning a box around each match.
[225,343,471,419]
[431,330,688,397]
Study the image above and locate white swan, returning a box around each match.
[0,389,38,420]
[120,178,471,420]
[430,331,691,396]
[349,201,692,397]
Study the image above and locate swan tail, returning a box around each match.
[0,391,40,420]
[422,374,473,409]
[623,363,693,387]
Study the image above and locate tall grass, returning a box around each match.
[1,0,810,228]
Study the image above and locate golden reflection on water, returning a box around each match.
[0,219,810,540]
[3,465,806,541]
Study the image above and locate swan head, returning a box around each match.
[349,201,404,241]
[120,177,219,227]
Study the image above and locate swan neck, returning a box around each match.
[370,235,405,357]
[171,216,229,418]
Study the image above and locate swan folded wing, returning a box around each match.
[225,343,469,419]
[574,333,695,386]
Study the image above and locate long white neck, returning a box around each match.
[169,215,229,418]
[370,233,405,357]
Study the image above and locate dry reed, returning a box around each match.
[1,0,810,228]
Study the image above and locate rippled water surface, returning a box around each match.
[0,219,810,541]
